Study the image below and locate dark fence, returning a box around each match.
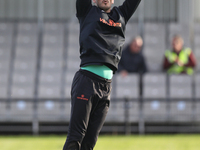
[0,97,200,134]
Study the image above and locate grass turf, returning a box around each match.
[0,134,200,150]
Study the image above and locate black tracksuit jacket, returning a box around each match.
[76,0,141,73]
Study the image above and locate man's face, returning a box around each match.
[172,38,183,52]
[130,39,143,53]
[93,0,114,13]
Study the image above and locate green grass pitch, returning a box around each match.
[0,134,200,150]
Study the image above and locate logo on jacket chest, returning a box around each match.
[100,18,121,27]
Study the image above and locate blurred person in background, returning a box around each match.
[163,35,197,75]
[118,36,147,77]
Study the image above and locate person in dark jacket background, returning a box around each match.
[118,36,147,76]
[63,0,141,150]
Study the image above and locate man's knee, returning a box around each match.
[81,142,95,150]
[63,141,80,150]
[81,136,97,150]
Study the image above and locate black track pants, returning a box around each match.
[63,69,112,150]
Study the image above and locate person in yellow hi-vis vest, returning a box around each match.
[163,35,197,75]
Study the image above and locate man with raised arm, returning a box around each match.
[63,0,141,149]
